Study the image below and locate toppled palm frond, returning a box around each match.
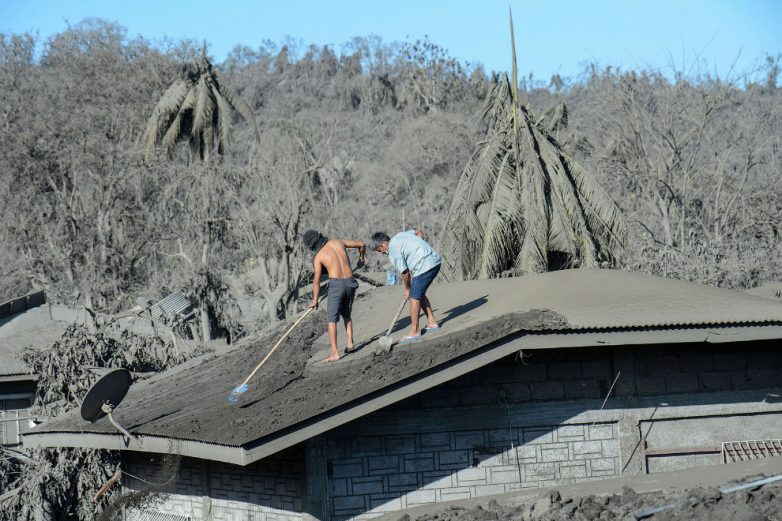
[143,52,258,163]
[440,11,626,280]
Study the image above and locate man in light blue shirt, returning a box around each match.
[369,229,441,342]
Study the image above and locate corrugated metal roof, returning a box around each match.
[23,269,782,463]
[148,292,193,321]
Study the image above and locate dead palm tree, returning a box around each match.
[143,50,258,163]
[439,11,626,280]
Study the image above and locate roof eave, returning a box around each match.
[22,431,248,465]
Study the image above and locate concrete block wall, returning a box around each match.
[385,341,782,413]
[322,341,782,520]
[123,448,304,521]
[323,422,619,520]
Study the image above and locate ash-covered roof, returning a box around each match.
[0,305,71,379]
[24,269,782,465]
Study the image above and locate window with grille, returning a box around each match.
[126,510,192,521]
[722,440,782,462]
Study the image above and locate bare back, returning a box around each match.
[315,240,354,279]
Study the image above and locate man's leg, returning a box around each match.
[326,322,339,362]
[420,295,438,328]
[409,298,422,336]
[344,318,354,350]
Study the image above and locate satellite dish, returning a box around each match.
[80,368,133,443]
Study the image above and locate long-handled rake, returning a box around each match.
[227,307,315,403]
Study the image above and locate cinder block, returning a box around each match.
[474,484,507,496]
[713,352,745,370]
[637,376,666,395]
[523,427,554,444]
[350,436,382,457]
[460,385,500,406]
[678,352,712,372]
[572,441,602,455]
[483,364,514,384]
[406,490,437,505]
[490,467,522,485]
[564,380,601,399]
[424,387,462,408]
[351,476,384,495]
[455,467,487,484]
[475,449,505,467]
[386,436,416,454]
[700,372,732,391]
[747,350,779,369]
[404,455,434,473]
[582,358,612,379]
[439,487,472,501]
[639,355,678,376]
[601,440,619,456]
[588,424,614,440]
[387,473,418,489]
[614,376,638,398]
[368,495,403,512]
[503,383,532,403]
[421,471,453,488]
[530,382,565,401]
[666,373,699,393]
[743,368,781,388]
[329,477,348,498]
[513,361,549,382]
[540,447,569,462]
[548,360,581,379]
[367,455,399,473]
[420,432,450,450]
[524,462,556,481]
[559,463,587,479]
[515,444,537,462]
[330,460,364,478]
[438,450,469,469]
[589,458,616,472]
[454,431,485,450]
[488,428,515,444]
[333,495,365,511]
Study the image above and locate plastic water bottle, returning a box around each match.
[386,270,397,285]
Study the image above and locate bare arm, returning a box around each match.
[413,229,425,239]
[310,258,322,309]
[342,239,366,267]
[401,270,411,299]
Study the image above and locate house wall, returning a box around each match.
[119,340,782,521]
[123,446,305,521]
[317,341,782,521]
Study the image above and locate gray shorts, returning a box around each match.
[327,278,358,323]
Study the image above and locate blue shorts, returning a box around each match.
[410,264,440,300]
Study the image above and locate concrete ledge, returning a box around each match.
[373,455,782,521]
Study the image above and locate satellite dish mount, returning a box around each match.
[81,369,134,445]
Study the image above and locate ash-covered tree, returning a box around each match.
[439,12,626,280]
[143,48,258,340]
[143,48,258,163]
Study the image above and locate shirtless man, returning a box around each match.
[302,230,366,362]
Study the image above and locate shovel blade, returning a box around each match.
[376,335,393,355]
[227,384,249,402]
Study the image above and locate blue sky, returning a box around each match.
[1,0,780,82]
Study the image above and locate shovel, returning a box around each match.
[376,297,408,354]
[228,306,315,402]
